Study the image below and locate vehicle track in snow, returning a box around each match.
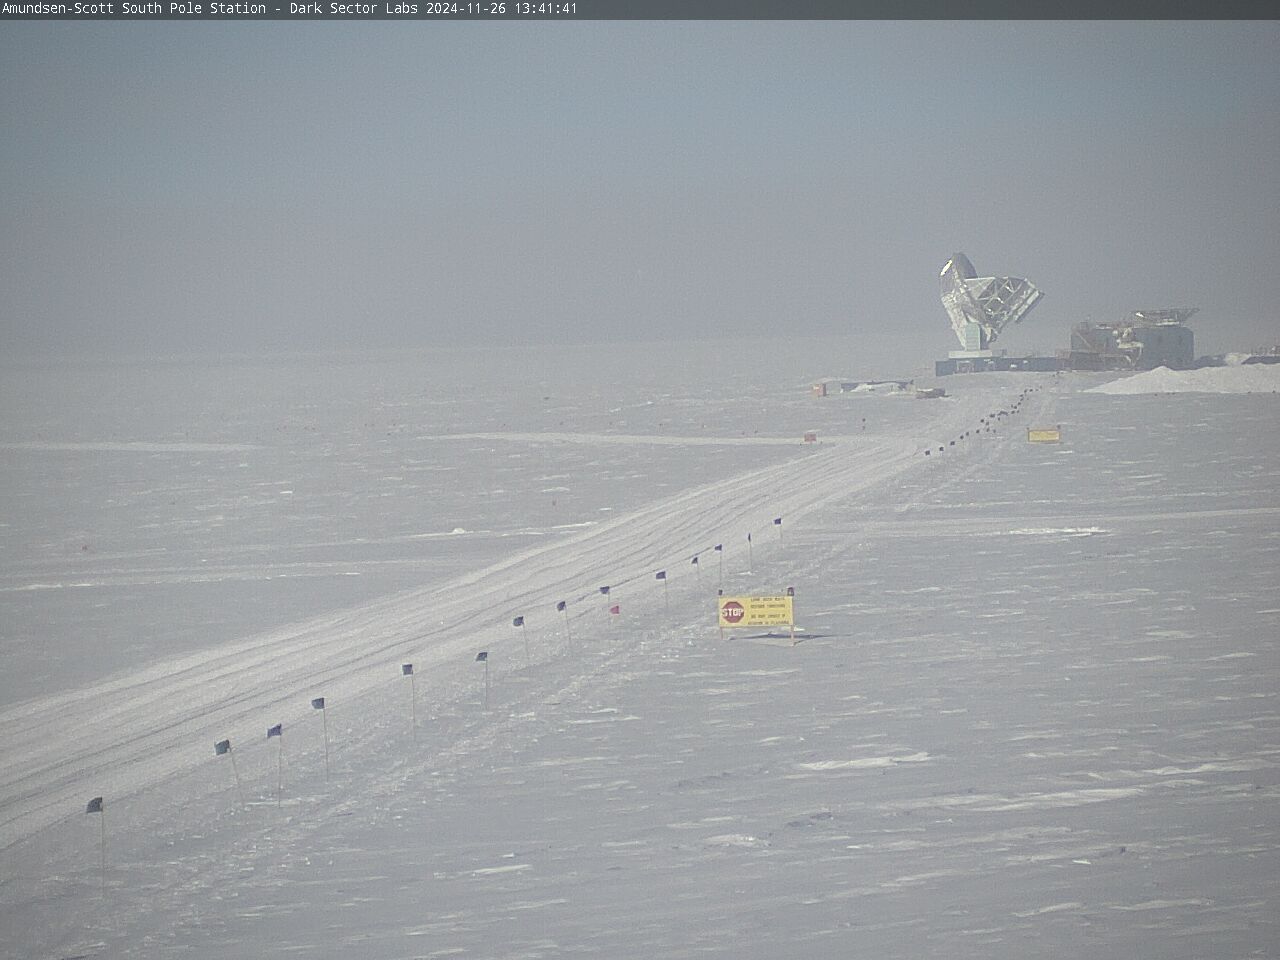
[0,383,1031,850]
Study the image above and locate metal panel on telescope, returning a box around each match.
[940,253,1043,352]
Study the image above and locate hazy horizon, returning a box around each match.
[2,21,1277,362]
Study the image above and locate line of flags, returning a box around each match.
[83,517,797,827]
[502,525,784,632]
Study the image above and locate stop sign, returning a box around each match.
[721,600,745,623]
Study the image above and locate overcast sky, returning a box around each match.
[2,21,1277,362]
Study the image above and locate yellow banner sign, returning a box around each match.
[718,595,794,627]
[1027,427,1061,443]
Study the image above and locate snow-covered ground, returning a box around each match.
[1087,363,1280,395]
[1,351,1276,959]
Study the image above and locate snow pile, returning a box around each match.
[1088,364,1280,395]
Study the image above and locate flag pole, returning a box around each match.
[321,709,330,780]
[217,739,246,809]
[560,602,571,653]
[99,806,106,895]
[230,749,246,809]
[312,698,330,781]
[513,617,528,662]
[85,797,106,895]
[403,664,416,741]
[267,724,284,805]
[476,652,490,709]
[747,533,754,571]
[788,586,797,645]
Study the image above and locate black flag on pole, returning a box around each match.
[655,570,666,580]
[85,796,103,814]
[475,651,488,662]
[556,600,566,612]
[402,663,413,675]
[599,585,610,596]
[311,697,325,710]
[214,739,231,756]
[267,723,283,738]
[512,616,524,627]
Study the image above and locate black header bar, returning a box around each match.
[2,0,1271,19]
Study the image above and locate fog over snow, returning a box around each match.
[2,19,1278,958]
[0,351,1276,959]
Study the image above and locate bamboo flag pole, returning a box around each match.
[215,739,245,809]
[476,651,490,709]
[788,586,797,646]
[85,796,105,895]
[513,616,528,661]
[99,805,106,893]
[267,723,284,804]
[312,698,330,780]
[402,664,416,740]
[557,600,571,653]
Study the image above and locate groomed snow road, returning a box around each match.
[0,380,1041,857]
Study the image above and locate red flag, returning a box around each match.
[609,604,620,615]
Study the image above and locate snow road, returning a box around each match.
[0,383,1036,851]
[7,366,1274,959]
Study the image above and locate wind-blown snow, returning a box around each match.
[1088,363,1280,394]
[0,350,1276,959]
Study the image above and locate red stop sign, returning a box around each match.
[722,600,745,623]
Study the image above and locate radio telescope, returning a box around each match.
[940,253,1043,353]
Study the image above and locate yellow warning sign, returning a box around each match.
[718,595,794,628]
[1027,426,1062,443]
